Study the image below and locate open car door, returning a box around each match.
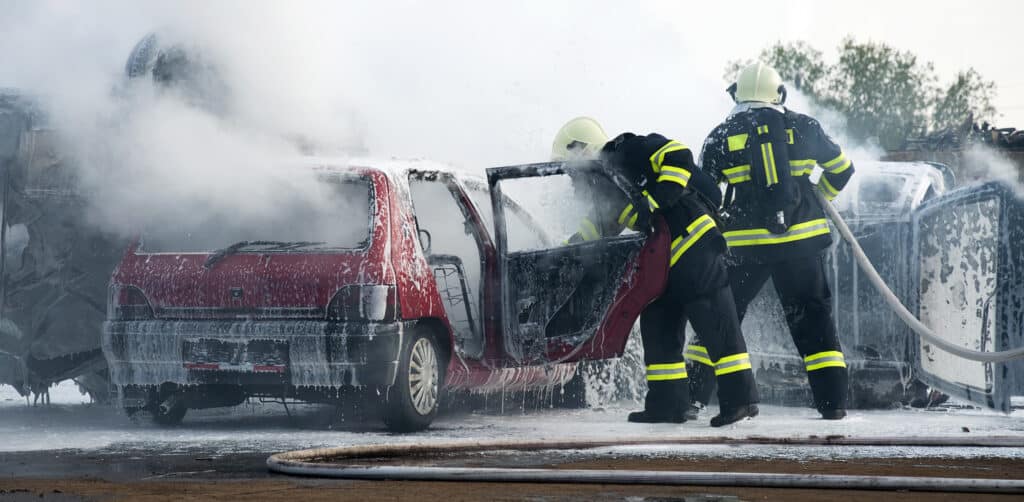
[486,161,669,364]
[911,181,1024,412]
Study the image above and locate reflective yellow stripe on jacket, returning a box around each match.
[760,142,779,186]
[822,152,852,174]
[617,203,640,230]
[656,165,691,188]
[818,175,840,200]
[723,218,830,247]
[648,140,688,174]
[669,214,716,267]
[724,160,821,185]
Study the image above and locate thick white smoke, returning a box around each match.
[0,0,750,238]
[959,145,1024,196]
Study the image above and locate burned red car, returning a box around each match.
[102,160,665,430]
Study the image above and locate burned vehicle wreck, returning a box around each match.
[102,160,665,430]
[0,92,125,402]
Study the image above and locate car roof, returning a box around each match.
[295,156,478,182]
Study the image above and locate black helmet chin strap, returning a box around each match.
[727,83,787,105]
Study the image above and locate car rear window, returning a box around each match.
[139,175,374,253]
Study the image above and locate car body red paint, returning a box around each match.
[102,161,667,427]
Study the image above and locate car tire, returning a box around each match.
[151,386,187,426]
[152,400,187,426]
[384,330,441,432]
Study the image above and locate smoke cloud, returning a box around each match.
[0,0,748,239]
[0,1,896,241]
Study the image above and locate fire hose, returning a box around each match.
[267,435,1024,493]
[816,190,1024,363]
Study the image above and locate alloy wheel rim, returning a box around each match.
[408,337,438,416]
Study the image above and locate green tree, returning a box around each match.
[932,68,997,131]
[726,39,999,150]
[761,41,828,98]
[825,38,936,150]
[724,41,827,98]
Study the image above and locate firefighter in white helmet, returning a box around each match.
[552,117,760,426]
[551,116,609,161]
[693,62,856,420]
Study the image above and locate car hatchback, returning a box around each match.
[103,160,667,431]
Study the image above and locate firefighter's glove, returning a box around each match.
[634,206,654,234]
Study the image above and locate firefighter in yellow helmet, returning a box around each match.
[693,62,855,420]
[552,117,760,426]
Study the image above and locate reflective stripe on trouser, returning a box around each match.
[646,362,688,381]
[804,350,847,372]
[714,352,752,376]
[684,344,714,367]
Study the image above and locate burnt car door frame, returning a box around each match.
[910,181,1024,412]
[487,160,668,365]
[407,170,494,361]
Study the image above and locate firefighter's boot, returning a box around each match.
[820,408,847,420]
[629,379,689,424]
[710,365,760,427]
[808,365,849,420]
[710,404,759,427]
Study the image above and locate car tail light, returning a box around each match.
[327,285,399,322]
[108,285,154,320]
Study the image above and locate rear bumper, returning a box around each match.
[102,319,406,388]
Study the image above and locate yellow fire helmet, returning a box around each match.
[551,116,609,161]
[729,62,786,105]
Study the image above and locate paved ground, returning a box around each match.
[1,382,1023,500]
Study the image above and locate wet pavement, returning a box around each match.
[2,383,1024,500]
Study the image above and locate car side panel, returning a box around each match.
[387,174,459,380]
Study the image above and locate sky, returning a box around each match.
[663,1,1024,127]
[0,0,1019,173]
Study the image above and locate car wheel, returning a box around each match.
[384,330,440,432]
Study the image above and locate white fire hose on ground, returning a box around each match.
[267,436,1024,493]
[815,190,1024,363]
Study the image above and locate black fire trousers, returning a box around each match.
[690,252,849,412]
[639,242,759,415]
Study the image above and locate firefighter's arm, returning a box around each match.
[647,144,696,210]
[565,193,637,243]
[812,120,855,200]
[698,135,726,187]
